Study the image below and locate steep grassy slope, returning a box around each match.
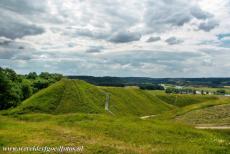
[101,87,173,116]
[8,79,106,114]
[7,79,172,116]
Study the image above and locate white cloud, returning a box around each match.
[0,0,230,77]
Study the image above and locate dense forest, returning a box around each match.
[0,67,63,110]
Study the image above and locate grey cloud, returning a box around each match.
[0,37,12,45]
[190,6,212,20]
[86,48,101,53]
[105,50,201,66]
[165,37,184,45]
[70,28,110,40]
[108,31,141,43]
[0,0,229,77]
[73,29,141,43]
[146,36,161,42]
[18,46,25,50]
[0,7,45,39]
[0,0,47,14]
[144,1,214,32]
[0,40,36,60]
[86,46,104,53]
[198,20,219,32]
[145,3,190,30]
[0,49,17,59]
[0,23,44,39]
[1,48,229,77]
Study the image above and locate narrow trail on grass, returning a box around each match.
[140,115,156,119]
[196,126,230,129]
[104,92,114,115]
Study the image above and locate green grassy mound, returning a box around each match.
[154,93,219,107]
[8,79,106,114]
[154,95,230,120]
[176,103,230,125]
[101,87,173,116]
[7,79,172,116]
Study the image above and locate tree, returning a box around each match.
[0,69,21,109]
[166,88,174,94]
[33,79,50,91]
[27,72,37,79]
[201,90,204,95]
[0,67,63,110]
[21,79,32,99]
[216,89,225,95]
[39,72,50,80]
[0,70,12,109]
[3,68,18,81]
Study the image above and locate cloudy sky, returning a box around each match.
[0,0,230,77]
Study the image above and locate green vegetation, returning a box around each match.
[102,87,172,116]
[0,67,63,110]
[1,72,230,154]
[7,79,106,114]
[69,76,230,87]
[176,103,230,125]
[181,86,230,94]
[153,93,218,107]
[1,113,230,154]
[6,79,172,116]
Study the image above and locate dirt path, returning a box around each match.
[104,92,114,115]
[195,126,230,129]
[140,115,156,119]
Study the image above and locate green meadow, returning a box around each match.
[1,79,230,153]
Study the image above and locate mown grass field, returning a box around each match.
[1,79,230,154]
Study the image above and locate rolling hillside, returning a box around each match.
[7,79,173,116]
[176,103,230,125]
[153,93,219,107]
[2,79,230,153]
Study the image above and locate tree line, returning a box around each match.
[165,87,226,95]
[0,67,63,110]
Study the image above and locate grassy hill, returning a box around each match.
[176,103,230,125]
[7,79,173,116]
[101,87,173,116]
[8,79,106,114]
[1,79,230,153]
[153,92,219,107]
[6,79,230,118]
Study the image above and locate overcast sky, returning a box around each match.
[0,0,230,77]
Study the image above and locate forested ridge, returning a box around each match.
[0,67,63,110]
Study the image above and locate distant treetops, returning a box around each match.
[0,67,63,110]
